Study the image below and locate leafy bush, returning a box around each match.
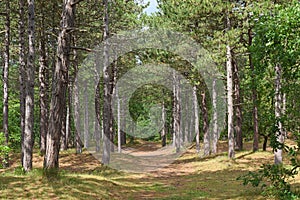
[0,132,10,168]
[238,132,300,199]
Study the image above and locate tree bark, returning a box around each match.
[249,28,259,152]
[38,9,49,154]
[227,44,235,159]
[226,13,235,159]
[2,0,10,168]
[23,0,35,172]
[44,0,76,169]
[193,85,200,153]
[202,90,210,156]
[73,36,82,154]
[102,0,111,164]
[161,101,166,147]
[95,81,101,152]
[117,86,121,153]
[173,72,181,153]
[211,78,218,154]
[84,81,89,148]
[233,58,243,151]
[19,0,26,167]
[274,63,284,165]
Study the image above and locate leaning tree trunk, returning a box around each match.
[193,85,200,153]
[233,59,243,151]
[102,0,111,164]
[274,63,284,165]
[44,0,76,169]
[23,0,35,172]
[249,28,259,152]
[202,90,210,156]
[2,0,10,168]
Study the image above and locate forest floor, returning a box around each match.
[0,141,300,199]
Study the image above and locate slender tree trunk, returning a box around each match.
[274,63,284,165]
[233,59,243,151]
[282,93,287,138]
[23,0,35,172]
[117,87,121,153]
[2,0,10,168]
[193,85,200,153]
[84,81,89,148]
[211,78,218,154]
[19,0,26,166]
[263,135,268,151]
[184,89,189,144]
[95,81,101,152]
[172,78,176,147]
[44,0,76,169]
[38,33,49,155]
[60,94,68,150]
[226,44,235,159]
[120,99,126,145]
[73,37,82,154]
[249,28,259,152]
[173,73,181,153]
[226,13,235,159]
[202,90,210,156]
[102,0,111,164]
[161,101,166,147]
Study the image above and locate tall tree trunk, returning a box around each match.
[2,0,10,168]
[193,85,200,153]
[102,0,111,164]
[60,93,68,150]
[211,78,218,154]
[95,80,101,152]
[84,81,89,148]
[274,63,284,165]
[19,0,26,166]
[44,0,76,169]
[23,0,35,172]
[202,90,210,156]
[38,8,49,154]
[226,13,235,159]
[73,50,82,154]
[173,73,181,153]
[161,101,166,147]
[233,58,243,151]
[249,28,259,152]
[184,89,189,144]
[172,78,176,147]
[117,86,121,153]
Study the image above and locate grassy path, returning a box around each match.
[0,142,299,199]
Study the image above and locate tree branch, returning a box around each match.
[71,46,94,52]
[71,0,85,6]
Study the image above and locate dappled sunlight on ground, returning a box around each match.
[0,140,299,199]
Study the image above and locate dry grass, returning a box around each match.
[0,141,299,199]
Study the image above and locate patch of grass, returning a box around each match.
[1,141,299,199]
